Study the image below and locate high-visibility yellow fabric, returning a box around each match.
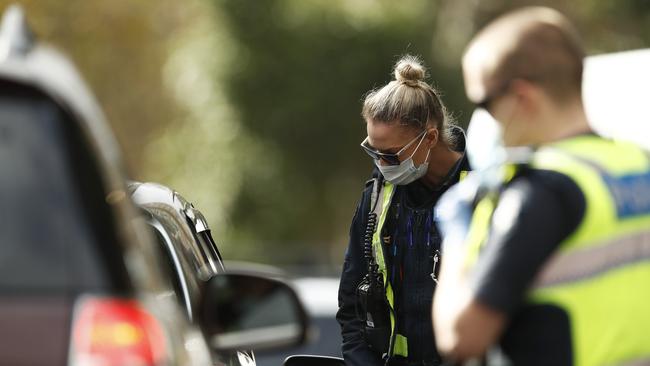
[529,137,650,366]
[463,195,496,269]
[465,136,650,366]
[371,183,407,357]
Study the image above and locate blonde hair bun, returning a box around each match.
[394,55,426,86]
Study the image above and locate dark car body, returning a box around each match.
[0,6,211,366]
[129,182,256,366]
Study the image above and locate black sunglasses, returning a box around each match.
[360,130,427,166]
[479,78,533,114]
[476,82,513,111]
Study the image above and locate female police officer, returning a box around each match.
[336,55,470,366]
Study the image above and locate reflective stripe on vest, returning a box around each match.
[465,136,650,366]
[533,230,650,288]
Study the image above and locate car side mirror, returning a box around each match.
[198,272,309,353]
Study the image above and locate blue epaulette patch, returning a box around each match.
[603,170,650,218]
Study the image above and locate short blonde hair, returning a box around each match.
[464,7,585,103]
[362,55,455,144]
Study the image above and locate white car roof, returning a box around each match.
[292,277,340,317]
[584,48,650,150]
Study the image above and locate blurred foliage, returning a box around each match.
[146,0,458,268]
[4,0,648,272]
[151,0,648,269]
[0,0,186,172]
[215,0,443,265]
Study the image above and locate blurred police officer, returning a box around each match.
[432,7,650,366]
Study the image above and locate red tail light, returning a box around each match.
[69,297,167,366]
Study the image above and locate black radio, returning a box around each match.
[357,271,391,355]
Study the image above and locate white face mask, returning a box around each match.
[375,133,430,185]
[467,108,506,172]
[466,108,532,190]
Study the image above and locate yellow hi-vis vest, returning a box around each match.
[465,135,650,366]
[371,172,469,358]
[371,182,404,356]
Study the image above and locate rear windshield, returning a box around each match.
[0,84,119,293]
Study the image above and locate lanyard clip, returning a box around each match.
[430,250,441,283]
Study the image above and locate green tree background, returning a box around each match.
[4,0,648,273]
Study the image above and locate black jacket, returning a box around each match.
[337,128,470,366]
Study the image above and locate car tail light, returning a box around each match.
[69,297,167,366]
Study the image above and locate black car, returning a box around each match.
[129,182,256,366]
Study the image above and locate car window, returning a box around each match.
[149,222,193,319]
[142,211,217,321]
[0,87,114,293]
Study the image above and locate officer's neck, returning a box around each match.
[421,142,462,189]
[540,100,593,143]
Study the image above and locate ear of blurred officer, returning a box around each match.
[434,6,650,366]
